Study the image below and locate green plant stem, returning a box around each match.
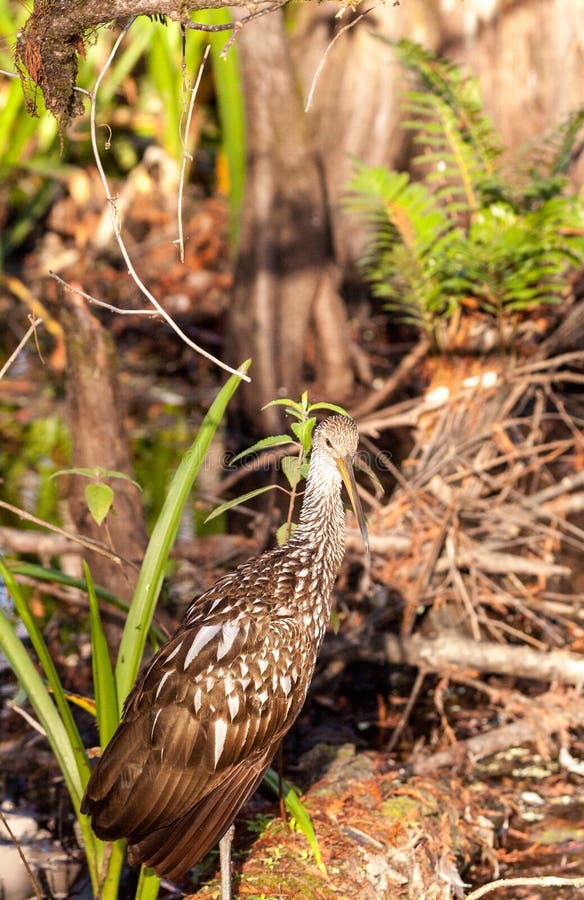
[284,447,305,540]
[101,841,127,900]
[135,866,161,900]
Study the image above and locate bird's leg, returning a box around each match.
[277,745,287,824]
[219,824,235,900]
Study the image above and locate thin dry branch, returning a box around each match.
[49,272,159,317]
[0,316,43,379]
[0,500,135,568]
[382,634,584,685]
[177,44,210,262]
[0,527,79,558]
[365,351,584,650]
[0,811,42,900]
[350,338,430,419]
[304,6,376,112]
[466,876,584,899]
[84,20,249,381]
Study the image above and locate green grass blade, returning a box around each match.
[84,562,119,748]
[135,866,161,900]
[262,767,325,873]
[230,434,294,464]
[0,602,82,801]
[114,360,251,706]
[0,560,91,798]
[204,483,276,523]
[205,8,246,246]
[145,24,184,159]
[100,840,128,900]
[0,564,103,890]
[9,563,165,644]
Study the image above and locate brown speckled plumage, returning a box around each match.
[81,415,366,881]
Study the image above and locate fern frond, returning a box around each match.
[346,41,584,347]
[345,163,457,333]
[392,39,503,175]
[445,200,584,315]
[511,106,584,209]
[540,106,584,179]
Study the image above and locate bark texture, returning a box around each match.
[57,292,148,648]
[226,9,353,432]
[291,0,442,271]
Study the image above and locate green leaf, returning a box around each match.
[230,434,295,465]
[291,418,316,454]
[262,398,303,416]
[281,455,303,489]
[8,564,165,644]
[276,521,296,545]
[135,865,161,900]
[50,467,141,490]
[85,483,114,526]
[60,691,97,716]
[206,7,246,248]
[0,561,91,800]
[204,484,276,523]
[50,467,100,480]
[307,402,349,416]
[84,563,118,748]
[263,768,325,874]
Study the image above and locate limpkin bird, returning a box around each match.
[81,415,368,889]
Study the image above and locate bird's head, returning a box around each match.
[312,416,369,552]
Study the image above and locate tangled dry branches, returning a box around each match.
[361,350,584,652]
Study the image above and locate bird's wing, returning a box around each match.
[82,579,304,847]
[126,742,274,879]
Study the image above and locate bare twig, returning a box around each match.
[433,547,570,578]
[0,810,43,900]
[219,1,288,58]
[350,338,429,419]
[304,7,376,112]
[86,19,249,381]
[182,18,234,33]
[0,500,135,568]
[512,349,584,377]
[7,703,47,736]
[0,527,79,558]
[49,272,159,317]
[386,667,426,753]
[183,0,287,49]
[530,468,584,505]
[177,44,210,263]
[0,316,43,379]
[382,634,584,685]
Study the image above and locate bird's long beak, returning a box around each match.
[337,455,369,554]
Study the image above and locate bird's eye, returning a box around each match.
[324,436,333,449]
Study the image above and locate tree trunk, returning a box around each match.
[57,292,148,651]
[226,9,354,433]
[291,1,442,272]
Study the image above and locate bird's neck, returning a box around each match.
[286,452,346,583]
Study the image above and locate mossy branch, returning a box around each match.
[16,0,286,126]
